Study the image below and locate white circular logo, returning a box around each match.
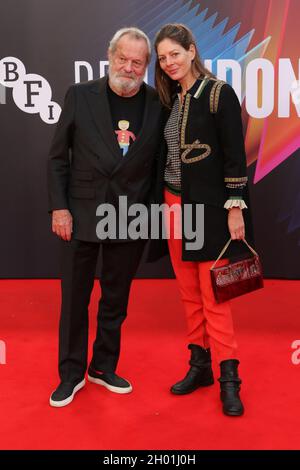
[0,57,26,88]
[13,73,52,113]
[40,101,62,124]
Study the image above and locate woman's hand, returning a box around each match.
[228,207,245,240]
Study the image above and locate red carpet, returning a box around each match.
[0,279,299,450]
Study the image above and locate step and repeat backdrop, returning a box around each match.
[0,0,299,278]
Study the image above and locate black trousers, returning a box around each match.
[58,238,146,382]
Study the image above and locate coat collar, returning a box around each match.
[176,76,210,100]
[86,77,121,159]
[192,77,210,99]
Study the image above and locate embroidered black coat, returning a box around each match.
[149,78,254,262]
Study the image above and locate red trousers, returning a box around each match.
[164,189,238,364]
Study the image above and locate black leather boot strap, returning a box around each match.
[218,377,242,384]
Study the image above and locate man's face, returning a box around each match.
[108,34,148,95]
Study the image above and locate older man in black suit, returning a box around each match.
[48,27,163,407]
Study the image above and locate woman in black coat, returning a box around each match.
[154,23,253,416]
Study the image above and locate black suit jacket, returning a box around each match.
[48,77,164,242]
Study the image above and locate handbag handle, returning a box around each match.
[210,238,259,270]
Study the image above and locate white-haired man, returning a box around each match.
[48,28,163,407]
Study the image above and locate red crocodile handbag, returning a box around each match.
[210,239,264,303]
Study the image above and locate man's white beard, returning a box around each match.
[108,67,144,94]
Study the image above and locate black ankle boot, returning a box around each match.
[218,359,244,416]
[171,344,214,395]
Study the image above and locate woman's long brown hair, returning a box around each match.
[154,23,215,108]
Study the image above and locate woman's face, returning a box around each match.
[157,38,195,83]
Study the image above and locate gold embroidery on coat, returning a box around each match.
[180,93,211,164]
[224,176,248,183]
[181,139,211,164]
[210,80,226,113]
[180,93,191,148]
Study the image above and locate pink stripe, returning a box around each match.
[254,0,291,183]
[254,135,300,183]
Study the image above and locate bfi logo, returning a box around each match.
[0,340,6,365]
[0,57,61,124]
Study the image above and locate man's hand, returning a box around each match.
[52,209,73,241]
[228,207,245,240]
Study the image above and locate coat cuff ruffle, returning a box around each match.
[224,198,248,210]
